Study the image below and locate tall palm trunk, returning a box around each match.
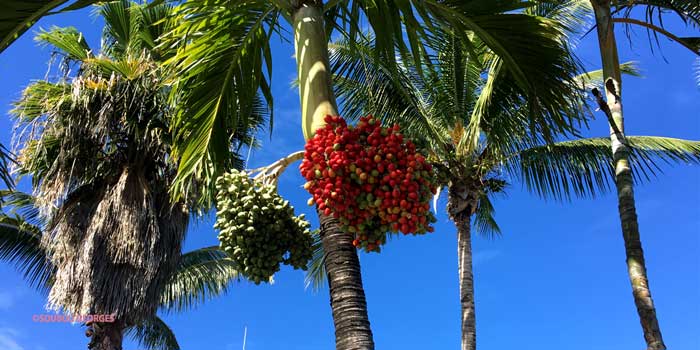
[293,2,374,349]
[448,183,476,350]
[88,320,124,350]
[590,2,665,349]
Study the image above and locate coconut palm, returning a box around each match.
[579,2,700,348]
[321,20,700,349]
[9,2,260,349]
[162,2,586,348]
[0,190,241,350]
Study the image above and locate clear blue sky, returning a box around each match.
[0,6,698,350]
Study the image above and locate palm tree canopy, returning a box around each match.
[327,11,700,234]
[0,189,242,350]
[161,0,592,201]
[7,0,254,326]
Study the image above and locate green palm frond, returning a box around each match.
[0,190,45,227]
[0,211,53,293]
[159,246,240,313]
[0,0,101,54]
[526,0,593,34]
[473,192,501,238]
[161,0,274,207]
[512,136,700,201]
[329,35,450,150]
[98,0,173,60]
[304,230,326,292]
[0,144,14,191]
[35,25,92,60]
[125,316,180,350]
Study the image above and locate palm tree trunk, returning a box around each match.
[318,208,374,350]
[590,2,666,349]
[448,186,476,350]
[88,320,124,350]
[293,2,374,349]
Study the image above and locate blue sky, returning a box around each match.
[0,5,698,350]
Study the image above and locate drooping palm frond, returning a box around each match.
[0,144,14,191]
[159,246,240,313]
[615,0,700,28]
[473,191,501,238]
[126,316,180,350]
[512,136,700,201]
[304,230,327,292]
[0,209,53,293]
[160,0,274,207]
[0,0,101,53]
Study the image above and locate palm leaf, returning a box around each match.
[512,136,700,201]
[0,144,14,191]
[35,25,92,60]
[161,0,274,207]
[0,0,101,53]
[0,212,53,293]
[574,61,643,90]
[125,316,180,350]
[159,246,240,313]
[304,230,327,292]
[473,191,501,238]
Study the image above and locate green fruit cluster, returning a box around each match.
[214,169,313,284]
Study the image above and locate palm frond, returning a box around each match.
[0,144,14,191]
[329,34,450,150]
[98,0,173,60]
[35,25,92,60]
[159,246,240,313]
[511,136,700,201]
[574,61,643,91]
[615,0,700,28]
[0,0,101,53]
[304,230,326,292]
[125,316,180,350]
[161,0,274,208]
[0,211,53,293]
[473,192,501,238]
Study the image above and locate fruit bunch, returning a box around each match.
[300,115,437,252]
[214,169,313,284]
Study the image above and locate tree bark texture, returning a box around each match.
[591,2,666,349]
[293,2,375,349]
[87,320,124,350]
[319,208,375,350]
[448,182,477,350]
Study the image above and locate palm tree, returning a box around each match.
[324,20,700,349]
[0,190,241,350]
[582,2,700,348]
[162,2,585,348]
[9,2,260,349]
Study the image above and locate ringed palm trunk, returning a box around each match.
[591,2,665,349]
[448,183,477,350]
[293,2,375,349]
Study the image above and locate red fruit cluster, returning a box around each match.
[300,115,437,253]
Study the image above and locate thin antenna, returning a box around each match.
[245,136,255,169]
[242,326,248,350]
